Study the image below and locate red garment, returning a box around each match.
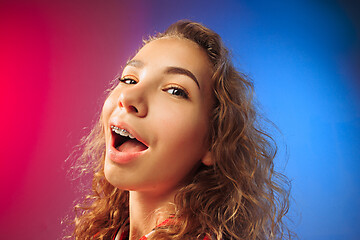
[115,230,211,240]
[113,218,212,240]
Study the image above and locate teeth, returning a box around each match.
[111,126,135,139]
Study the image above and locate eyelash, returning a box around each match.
[118,77,137,84]
[164,85,189,99]
[118,76,189,99]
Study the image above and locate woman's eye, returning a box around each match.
[119,77,137,84]
[166,87,189,99]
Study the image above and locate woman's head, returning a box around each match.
[72,20,292,240]
[102,34,215,196]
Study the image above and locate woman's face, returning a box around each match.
[102,37,214,197]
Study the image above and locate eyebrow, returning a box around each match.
[165,66,200,89]
[126,59,144,68]
[125,59,200,89]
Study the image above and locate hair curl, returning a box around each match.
[68,20,294,240]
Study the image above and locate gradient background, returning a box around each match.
[0,0,359,239]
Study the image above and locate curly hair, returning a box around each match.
[69,20,294,240]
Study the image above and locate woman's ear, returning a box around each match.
[201,151,213,166]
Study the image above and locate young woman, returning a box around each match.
[70,20,293,240]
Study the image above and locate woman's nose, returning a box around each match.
[117,85,148,117]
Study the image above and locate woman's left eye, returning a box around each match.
[165,87,189,99]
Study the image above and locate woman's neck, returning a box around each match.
[128,190,175,240]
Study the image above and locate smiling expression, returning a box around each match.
[102,37,214,196]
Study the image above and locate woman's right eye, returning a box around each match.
[118,77,137,84]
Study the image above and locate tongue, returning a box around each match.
[117,139,147,152]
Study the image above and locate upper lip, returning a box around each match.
[109,121,149,147]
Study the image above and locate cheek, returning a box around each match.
[102,94,116,121]
[158,108,209,155]
[101,96,117,143]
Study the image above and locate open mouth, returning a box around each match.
[111,125,148,152]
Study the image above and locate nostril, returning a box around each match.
[129,106,138,113]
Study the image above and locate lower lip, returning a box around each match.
[107,145,145,164]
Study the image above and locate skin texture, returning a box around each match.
[102,38,214,239]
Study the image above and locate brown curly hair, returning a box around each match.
[68,20,294,240]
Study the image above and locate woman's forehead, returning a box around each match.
[130,38,213,79]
